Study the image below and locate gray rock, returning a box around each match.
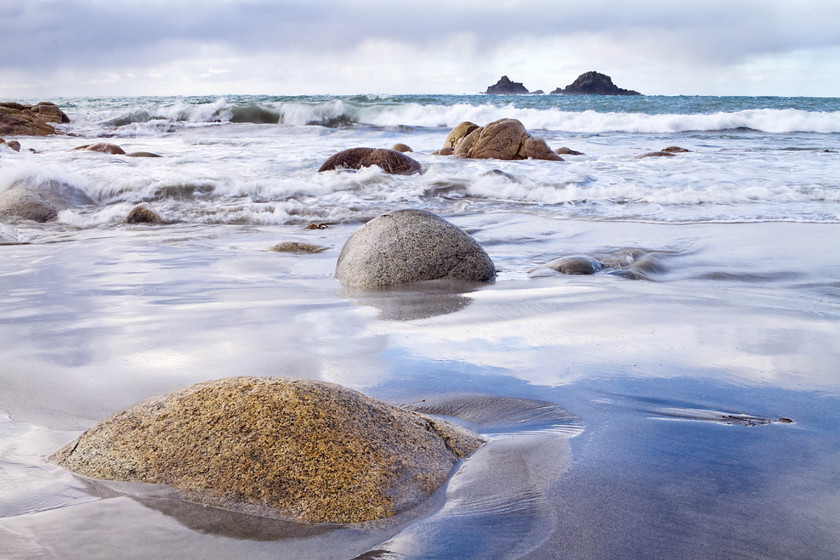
[0,188,58,222]
[541,255,603,275]
[335,209,496,288]
[50,376,484,523]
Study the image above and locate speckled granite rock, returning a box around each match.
[50,376,483,523]
[0,188,58,222]
[335,209,496,288]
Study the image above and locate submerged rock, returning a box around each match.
[72,143,127,155]
[318,147,422,176]
[484,76,529,95]
[540,255,604,275]
[50,376,483,523]
[0,101,69,136]
[453,118,562,161]
[124,203,162,224]
[637,151,676,159]
[0,188,58,222]
[551,71,641,96]
[335,209,496,288]
[661,146,690,153]
[267,241,328,254]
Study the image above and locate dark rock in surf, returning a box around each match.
[127,151,162,158]
[636,151,676,159]
[0,188,58,222]
[484,76,529,95]
[0,101,69,136]
[453,118,562,161]
[661,146,690,153]
[124,203,162,224]
[390,143,413,153]
[555,147,584,156]
[1,138,21,152]
[551,71,641,96]
[539,255,604,275]
[335,209,496,288]
[72,143,127,155]
[50,376,484,523]
[318,147,422,176]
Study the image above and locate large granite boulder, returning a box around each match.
[0,188,58,222]
[484,76,529,94]
[551,71,641,95]
[51,376,483,524]
[318,147,422,175]
[452,118,563,161]
[0,102,69,136]
[335,209,496,288]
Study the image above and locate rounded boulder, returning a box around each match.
[335,209,496,287]
[50,376,484,524]
[318,147,422,175]
[0,188,58,222]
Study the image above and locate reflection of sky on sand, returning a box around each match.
[369,279,840,391]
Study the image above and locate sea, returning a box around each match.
[1,94,840,559]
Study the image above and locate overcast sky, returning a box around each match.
[2,0,839,98]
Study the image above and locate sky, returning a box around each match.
[1,0,839,98]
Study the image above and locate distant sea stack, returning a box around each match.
[551,71,641,96]
[484,76,530,95]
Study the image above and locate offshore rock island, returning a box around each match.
[483,71,641,95]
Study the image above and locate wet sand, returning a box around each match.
[1,215,840,559]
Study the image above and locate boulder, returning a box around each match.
[124,203,162,224]
[50,376,484,523]
[0,188,59,222]
[541,255,603,275]
[318,147,422,176]
[72,143,127,155]
[551,71,640,96]
[443,121,480,149]
[484,76,529,94]
[0,101,69,136]
[335,209,496,288]
[453,118,562,161]
[555,147,584,156]
[390,143,413,153]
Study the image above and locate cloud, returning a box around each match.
[1,0,839,96]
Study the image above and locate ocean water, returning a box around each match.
[1,94,840,559]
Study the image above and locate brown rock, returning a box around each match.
[318,147,422,175]
[72,143,127,155]
[0,189,58,222]
[50,377,484,523]
[555,147,584,156]
[661,146,690,153]
[432,147,455,156]
[443,121,480,149]
[636,151,676,159]
[124,203,162,224]
[0,101,67,136]
[453,118,561,161]
[390,143,413,153]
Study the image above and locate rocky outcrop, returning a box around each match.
[50,376,484,523]
[551,71,640,96]
[335,209,496,288]
[318,147,422,175]
[0,102,69,136]
[451,118,563,161]
[484,76,529,94]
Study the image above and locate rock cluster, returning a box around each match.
[335,209,496,288]
[50,376,484,523]
[436,119,562,161]
[551,71,641,96]
[0,102,69,136]
[484,76,530,95]
[318,147,422,176]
